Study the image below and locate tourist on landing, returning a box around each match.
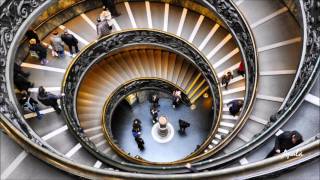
[25,29,40,43]
[135,136,145,151]
[266,131,303,158]
[101,0,120,17]
[221,71,233,90]
[19,90,43,120]
[150,106,159,124]
[172,90,182,108]
[96,17,112,38]
[179,119,190,134]
[151,94,160,108]
[50,31,65,58]
[61,29,79,57]
[37,86,63,114]
[238,60,245,77]
[227,99,244,116]
[132,118,141,132]
[29,38,48,65]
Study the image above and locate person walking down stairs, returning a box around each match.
[19,90,43,120]
[221,71,233,90]
[61,29,79,57]
[227,99,244,116]
[37,86,64,114]
[266,131,303,158]
[50,31,65,58]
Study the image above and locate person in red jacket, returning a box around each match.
[238,60,245,77]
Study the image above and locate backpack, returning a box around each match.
[23,97,36,112]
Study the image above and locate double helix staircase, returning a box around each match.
[0,0,319,179]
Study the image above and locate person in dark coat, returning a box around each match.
[25,29,40,43]
[14,62,30,77]
[151,94,159,108]
[29,38,48,65]
[101,0,120,17]
[179,119,190,134]
[19,90,42,120]
[37,86,62,113]
[227,99,244,116]
[14,73,34,91]
[135,136,145,150]
[61,29,79,57]
[96,17,111,38]
[150,106,159,124]
[221,71,233,90]
[266,131,303,158]
[172,90,182,108]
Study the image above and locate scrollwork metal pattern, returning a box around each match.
[0,0,49,148]
[62,29,222,165]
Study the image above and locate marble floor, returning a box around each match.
[111,95,214,162]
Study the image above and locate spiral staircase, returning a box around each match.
[1,0,319,179]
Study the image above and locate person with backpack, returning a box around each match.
[37,86,63,114]
[19,90,42,120]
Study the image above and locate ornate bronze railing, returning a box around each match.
[62,29,223,166]
[101,78,210,165]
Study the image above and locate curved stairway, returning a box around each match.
[1,0,319,179]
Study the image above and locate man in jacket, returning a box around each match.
[61,29,79,57]
[20,90,42,120]
[266,130,303,158]
[227,99,244,116]
[29,38,48,65]
[37,86,62,114]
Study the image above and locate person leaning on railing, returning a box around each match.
[266,130,303,158]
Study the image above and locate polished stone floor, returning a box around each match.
[111,95,214,162]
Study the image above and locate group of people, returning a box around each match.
[26,28,79,66]
[19,87,64,120]
[131,119,145,150]
[150,94,160,124]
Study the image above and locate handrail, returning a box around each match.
[62,29,223,166]
[2,117,319,179]
[2,0,258,172]
[189,0,320,170]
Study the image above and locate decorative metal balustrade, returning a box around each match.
[62,29,223,166]
[101,78,200,164]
